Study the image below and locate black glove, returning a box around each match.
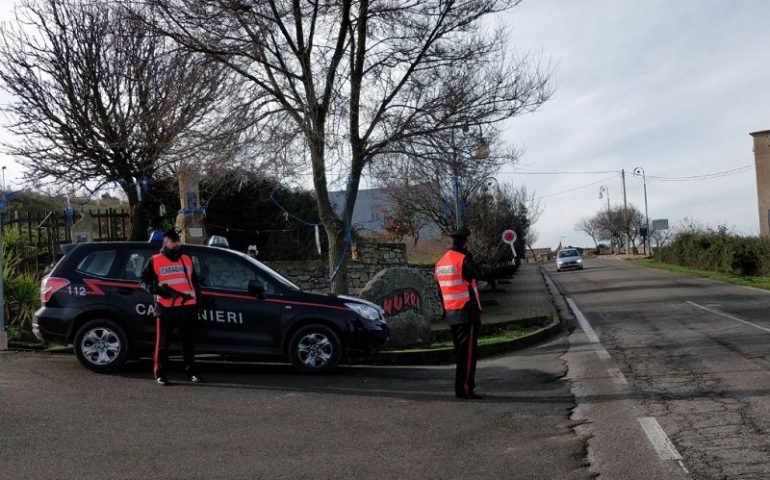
[157,284,176,299]
[158,284,192,302]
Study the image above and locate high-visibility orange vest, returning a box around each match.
[152,253,197,308]
[435,250,482,312]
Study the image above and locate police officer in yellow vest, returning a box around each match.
[141,228,202,386]
[435,226,513,399]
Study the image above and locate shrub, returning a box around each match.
[656,231,770,277]
[2,230,42,339]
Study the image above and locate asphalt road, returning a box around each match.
[0,336,590,479]
[548,257,770,479]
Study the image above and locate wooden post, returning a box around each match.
[176,166,206,244]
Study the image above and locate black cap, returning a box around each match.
[162,228,181,242]
[448,226,471,238]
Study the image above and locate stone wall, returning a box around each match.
[270,242,409,294]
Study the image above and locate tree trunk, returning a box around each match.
[307,132,351,294]
[326,225,349,294]
[126,187,150,241]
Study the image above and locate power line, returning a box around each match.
[535,175,619,200]
[503,169,619,175]
[645,164,753,182]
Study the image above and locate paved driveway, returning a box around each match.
[0,335,589,480]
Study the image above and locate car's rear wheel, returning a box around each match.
[74,319,129,373]
[288,324,342,374]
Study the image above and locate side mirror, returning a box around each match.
[248,280,267,299]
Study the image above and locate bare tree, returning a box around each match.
[525,228,539,259]
[575,217,601,253]
[374,129,518,233]
[381,199,428,246]
[650,227,673,249]
[140,0,552,292]
[0,0,242,239]
[591,204,643,254]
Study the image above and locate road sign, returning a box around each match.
[652,219,669,231]
[502,229,517,244]
[501,229,517,258]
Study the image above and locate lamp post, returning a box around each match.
[633,167,649,255]
[599,185,611,254]
[451,127,490,229]
[2,166,6,191]
[598,185,610,212]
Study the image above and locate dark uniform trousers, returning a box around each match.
[153,306,197,379]
[450,322,479,397]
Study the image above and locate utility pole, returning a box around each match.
[633,167,649,255]
[621,169,630,254]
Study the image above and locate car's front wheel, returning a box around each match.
[73,319,129,373]
[288,324,342,374]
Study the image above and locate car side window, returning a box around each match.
[193,252,274,293]
[122,251,154,281]
[76,250,117,277]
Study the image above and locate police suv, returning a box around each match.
[34,242,388,374]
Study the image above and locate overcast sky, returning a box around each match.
[486,0,770,247]
[0,1,768,249]
[497,0,770,248]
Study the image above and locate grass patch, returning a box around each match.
[634,259,770,290]
[382,324,541,353]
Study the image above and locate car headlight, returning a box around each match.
[577,258,582,263]
[557,260,563,265]
[345,302,382,321]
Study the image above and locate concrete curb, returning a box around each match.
[7,340,46,351]
[430,315,552,343]
[7,340,72,354]
[361,313,564,366]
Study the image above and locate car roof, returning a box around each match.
[62,242,235,256]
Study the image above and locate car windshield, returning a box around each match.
[241,254,302,291]
[558,250,579,258]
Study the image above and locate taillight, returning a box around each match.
[41,277,70,303]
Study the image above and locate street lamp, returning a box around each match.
[598,185,610,212]
[2,166,6,191]
[451,127,490,229]
[633,167,649,255]
[599,185,611,254]
[482,176,499,192]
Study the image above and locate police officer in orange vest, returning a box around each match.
[435,226,513,399]
[140,228,202,385]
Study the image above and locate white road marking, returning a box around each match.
[596,348,611,359]
[686,301,770,334]
[567,297,600,343]
[638,417,683,461]
[607,368,627,385]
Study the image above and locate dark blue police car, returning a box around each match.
[33,242,388,374]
